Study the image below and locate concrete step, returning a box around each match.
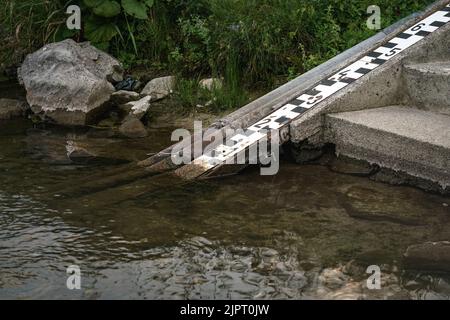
[404,61,450,115]
[325,106,450,188]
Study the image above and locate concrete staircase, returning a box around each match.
[325,60,450,190]
[404,61,450,116]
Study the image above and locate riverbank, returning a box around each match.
[1,0,437,115]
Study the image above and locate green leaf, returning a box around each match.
[53,27,78,42]
[121,0,148,19]
[124,16,138,54]
[85,18,118,43]
[144,0,154,8]
[92,42,110,51]
[83,0,105,8]
[93,0,121,18]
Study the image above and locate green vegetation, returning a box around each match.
[0,0,436,112]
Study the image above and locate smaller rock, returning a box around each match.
[0,98,28,120]
[199,78,223,91]
[141,76,175,101]
[121,95,151,119]
[110,90,140,105]
[404,241,450,272]
[119,116,148,138]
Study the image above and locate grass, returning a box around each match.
[0,0,438,113]
[0,1,68,71]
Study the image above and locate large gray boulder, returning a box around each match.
[18,39,123,126]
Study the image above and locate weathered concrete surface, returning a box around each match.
[286,6,450,192]
[325,106,450,189]
[18,39,123,126]
[290,20,450,144]
[403,61,450,115]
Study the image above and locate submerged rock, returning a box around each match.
[140,76,175,101]
[18,39,123,126]
[24,129,146,165]
[341,185,425,226]
[119,116,148,138]
[0,98,28,120]
[65,140,129,165]
[404,241,450,272]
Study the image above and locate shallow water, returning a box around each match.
[0,100,449,300]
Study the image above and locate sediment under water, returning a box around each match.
[0,116,449,299]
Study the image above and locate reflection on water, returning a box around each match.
[0,119,449,300]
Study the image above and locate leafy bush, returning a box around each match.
[1,0,437,111]
[80,0,156,52]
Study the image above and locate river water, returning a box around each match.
[0,84,449,300]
